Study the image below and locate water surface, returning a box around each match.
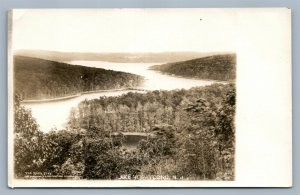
[22,61,218,132]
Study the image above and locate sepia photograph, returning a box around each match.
[8,8,291,187]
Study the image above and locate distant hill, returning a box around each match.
[14,56,144,100]
[149,54,236,81]
[14,50,232,63]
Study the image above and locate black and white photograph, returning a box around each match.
[8,9,291,187]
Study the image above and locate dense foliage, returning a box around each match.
[150,54,236,81]
[14,56,144,100]
[14,83,235,180]
[14,94,43,177]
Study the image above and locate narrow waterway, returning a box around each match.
[22,61,219,132]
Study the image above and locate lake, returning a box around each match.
[22,61,219,132]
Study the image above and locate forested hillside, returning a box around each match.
[15,49,230,63]
[68,83,233,133]
[14,56,144,100]
[150,54,236,81]
[14,83,235,180]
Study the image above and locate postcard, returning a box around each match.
[8,8,292,187]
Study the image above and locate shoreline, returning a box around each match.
[21,88,148,104]
[147,68,232,83]
[20,72,231,104]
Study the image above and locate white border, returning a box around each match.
[8,8,292,188]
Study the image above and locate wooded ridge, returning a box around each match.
[149,54,236,81]
[14,55,144,100]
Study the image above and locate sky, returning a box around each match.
[12,9,237,53]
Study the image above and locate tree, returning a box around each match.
[14,94,44,177]
[179,84,235,180]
